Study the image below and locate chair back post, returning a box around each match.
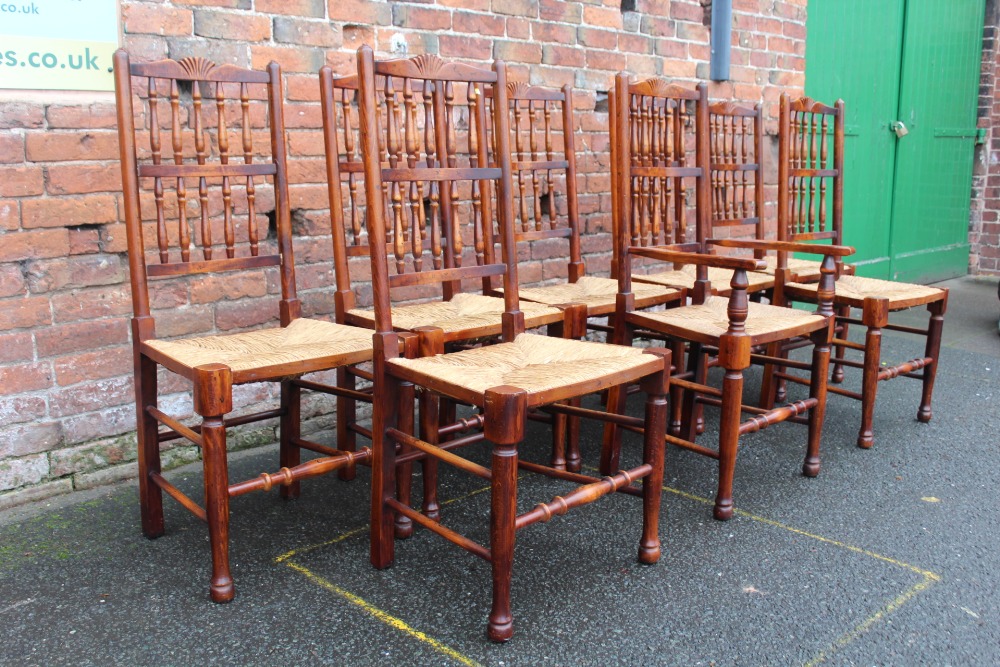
[472,83,498,292]
[694,82,711,284]
[777,93,792,270]
[608,87,620,281]
[430,73,460,301]
[561,84,584,282]
[492,60,526,341]
[113,49,152,327]
[612,73,633,297]
[753,102,766,256]
[833,98,846,273]
[319,66,356,318]
[356,45,395,335]
[266,61,300,326]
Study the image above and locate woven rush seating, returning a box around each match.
[346,292,563,338]
[515,275,678,316]
[631,295,824,344]
[785,274,945,309]
[144,318,373,381]
[389,332,659,405]
[760,255,824,280]
[635,265,775,295]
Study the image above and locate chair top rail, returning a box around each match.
[130,57,271,84]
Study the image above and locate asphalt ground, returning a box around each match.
[1,276,998,666]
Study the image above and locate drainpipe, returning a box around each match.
[710,0,732,81]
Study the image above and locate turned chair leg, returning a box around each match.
[416,327,445,523]
[194,363,235,603]
[857,324,882,449]
[668,339,686,436]
[335,366,357,481]
[394,376,416,539]
[136,353,164,539]
[677,342,704,444]
[423,397,448,522]
[638,359,669,564]
[371,336,401,570]
[279,379,301,500]
[758,341,782,411]
[831,304,850,384]
[918,298,946,423]
[714,367,744,521]
[565,396,583,473]
[600,317,636,475]
[484,386,527,643]
[804,329,832,477]
[600,384,627,476]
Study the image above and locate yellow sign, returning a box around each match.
[0,1,118,91]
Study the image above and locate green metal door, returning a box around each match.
[805,0,985,282]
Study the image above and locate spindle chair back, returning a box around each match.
[488,82,682,318]
[708,101,765,254]
[320,64,563,343]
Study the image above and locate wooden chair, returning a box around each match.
[318,67,575,534]
[602,75,854,520]
[356,46,671,642]
[761,94,948,449]
[483,81,683,471]
[113,51,375,601]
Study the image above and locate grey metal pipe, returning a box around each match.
[710,0,732,81]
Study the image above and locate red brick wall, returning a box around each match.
[0,0,808,507]
[972,0,1000,276]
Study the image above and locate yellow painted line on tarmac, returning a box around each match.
[652,481,942,666]
[803,573,938,667]
[274,482,497,667]
[283,560,483,667]
[278,470,940,667]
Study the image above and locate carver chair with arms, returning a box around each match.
[761,94,948,449]
[601,75,854,520]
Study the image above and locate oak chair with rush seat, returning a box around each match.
[318,66,576,535]
[485,81,683,471]
[761,94,948,449]
[114,51,376,601]
[355,46,672,642]
[601,75,855,520]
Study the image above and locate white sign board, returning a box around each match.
[0,0,118,91]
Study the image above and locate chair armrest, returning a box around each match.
[707,238,855,258]
[630,246,767,271]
